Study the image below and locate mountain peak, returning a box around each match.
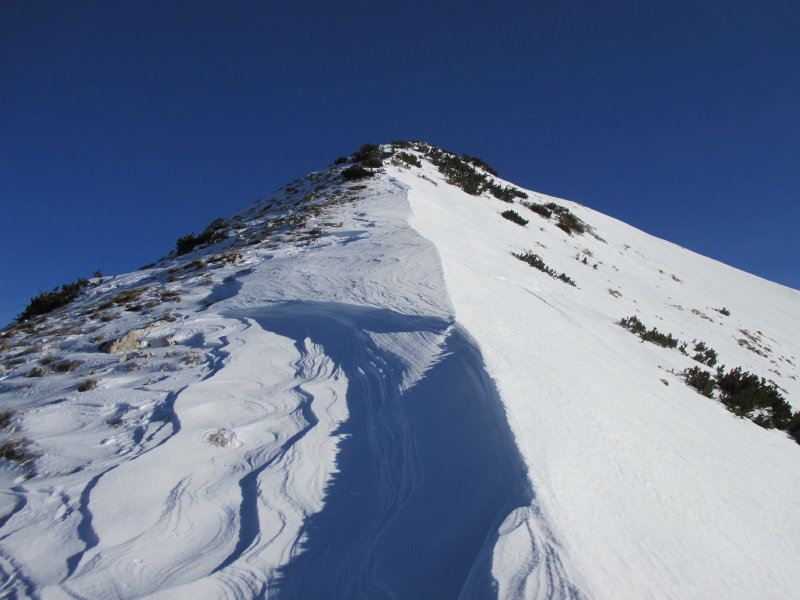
[1,141,799,599]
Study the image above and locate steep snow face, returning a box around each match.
[1,145,799,600]
[390,157,800,599]
[1,169,568,599]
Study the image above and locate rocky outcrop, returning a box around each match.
[98,320,173,354]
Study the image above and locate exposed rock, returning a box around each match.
[98,320,171,354]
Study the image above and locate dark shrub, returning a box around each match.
[0,409,14,430]
[0,437,37,467]
[351,143,386,168]
[692,341,718,367]
[686,366,715,397]
[715,366,789,427]
[557,273,577,286]
[461,154,499,176]
[175,218,229,255]
[787,412,800,444]
[501,210,528,226]
[333,156,348,165]
[486,182,522,203]
[640,328,679,349]
[341,165,374,181]
[76,378,98,392]
[395,152,422,168]
[391,140,413,149]
[54,360,82,373]
[426,148,487,195]
[620,315,646,335]
[513,251,576,286]
[522,202,553,219]
[556,212,586,235]
[18,278,90,321]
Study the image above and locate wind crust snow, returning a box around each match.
[1,142,799,600]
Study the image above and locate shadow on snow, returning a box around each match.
[232,302,531,600]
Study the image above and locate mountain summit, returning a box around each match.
[1,142,799,599]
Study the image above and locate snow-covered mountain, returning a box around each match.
[1,142,799,600]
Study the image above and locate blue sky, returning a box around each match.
[2,1,798,326]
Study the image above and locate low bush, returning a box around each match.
[501,210,528,226]
[110,286,148,306]
[715,366,791,428]
[0,409,13,430]
[686,366,715,397]
[461,154,499,177]
[619,315,646,335]
[54,360,82,373]
[692,341,718,367]
[394,151,422,168]
[620,315,678,348]
[76,378,98,392]
[522,202,553,219]
[513,251,577,286]
[341,165,374,181]
[426,147,487,195]
[18,278,90,321]
[0,437,37,467]
[176,218,229,255]
[351,143,387,168]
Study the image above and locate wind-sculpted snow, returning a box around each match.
[231,302,534,599]
[5,148,797,599]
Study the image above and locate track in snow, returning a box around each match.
[244,301,531,599]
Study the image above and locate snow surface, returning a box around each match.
[1,147,799,599]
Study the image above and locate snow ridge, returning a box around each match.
[2,142,799,599]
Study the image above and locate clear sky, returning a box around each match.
[2,0,799,326]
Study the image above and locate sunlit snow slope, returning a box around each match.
[1,143,799,600]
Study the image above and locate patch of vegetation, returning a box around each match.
[110,286,149,306]
[620,316,799,443]
[461,153,499,177]
[485,181,527,202]
[513,251,577,286]
[333,156,348,165]
[619,315,678,348]
[685,366,715,397]
[715,366,792,429]
[18,277,91,322]
[0,409,13,430]
[522,202,552,219]
[341,165,374,181]
[427,147,487,195]
[351,143,388,168]
[715,307,731,316]
[176,218,229,255]
[0,437,37,467]
[25,366,52,378]
[393,151,422,168]
[501,210,528,226]
[520,201,587,235]
[76,378,98,392]
[53,359,82,373]
[692,341,718,367]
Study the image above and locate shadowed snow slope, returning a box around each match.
[1,145,799,599]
